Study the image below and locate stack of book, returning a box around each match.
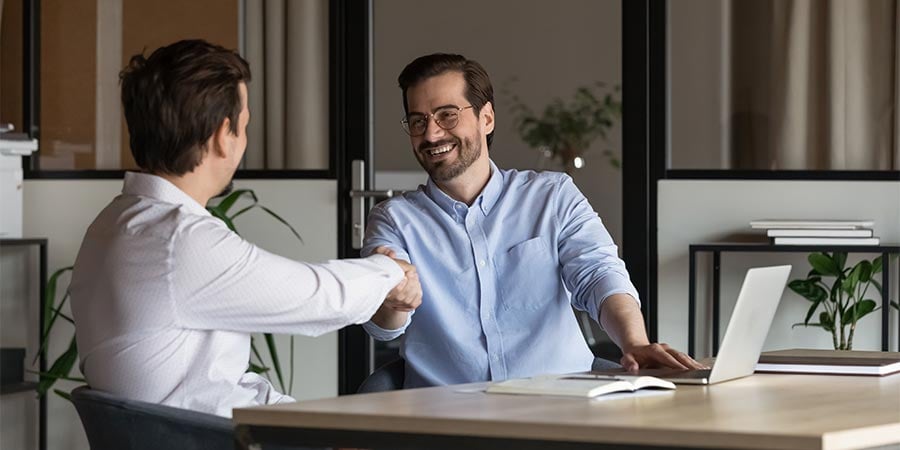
[750,219,879,246]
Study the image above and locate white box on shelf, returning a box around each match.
[0,131,39,238]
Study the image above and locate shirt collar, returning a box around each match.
[424,160,503,218]
[122,171,212,217]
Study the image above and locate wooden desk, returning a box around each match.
[233,373,900,450]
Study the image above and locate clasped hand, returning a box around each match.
[377,247,422,312]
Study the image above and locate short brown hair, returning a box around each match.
[120,39,251,175]
[398,53,494,148]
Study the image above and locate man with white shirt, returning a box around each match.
[69,40,421,417]
[362,53,703,388]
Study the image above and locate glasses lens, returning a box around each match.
[435,109,459,130]
[404,115,427,136]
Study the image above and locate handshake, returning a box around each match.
[371,247,423,330]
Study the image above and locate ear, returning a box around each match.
[209,117,232,159]
[480,101,495,135]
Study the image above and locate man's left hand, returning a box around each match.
[620,343,707,372]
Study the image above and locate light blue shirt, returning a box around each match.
[362,161,640,388]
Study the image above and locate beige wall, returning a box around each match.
[372,0,624,245]
[658,180,900,356]
[668,0,728,169]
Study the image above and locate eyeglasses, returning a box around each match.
[401,105,474,137]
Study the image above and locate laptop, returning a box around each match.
[599,265,792,385]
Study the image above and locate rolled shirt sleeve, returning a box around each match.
[554,175,640,325]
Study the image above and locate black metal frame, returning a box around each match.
[0,238,48,450]
[622,0,666,341]
[22,0,39,141]
[333,0,373,396]
[688,243,900,357]
[621,0,900,344]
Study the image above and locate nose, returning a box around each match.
[423,115,446,141]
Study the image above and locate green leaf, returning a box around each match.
[247,362,270,374]
[891,300,899,311]
[208,189,257,216]
[841,263,862,295]
[787,279,827,302]
[802,299,822,325]
[833,252,847,271]
[249,338,270,381]
[259,206,304,244]
[871,255,883,274]
[53,389,73,403]
[843,300,877,326]
[230,204,256,220]
[38,336,78,397]
[809,252,841,276]
[857,260,872,283]
[34,291,72,366]
[31,266,75,365]
[819,312,834,332]
[43,267,74,336]
[264,333,285,393]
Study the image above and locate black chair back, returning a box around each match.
[71,386,233,450]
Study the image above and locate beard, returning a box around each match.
[416,135,482,182]
[214,180,234,199]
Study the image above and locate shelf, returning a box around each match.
[0,381,39,395]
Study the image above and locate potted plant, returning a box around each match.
[506,81,621,174]
[36,189,301,399]
[787,252,899,350]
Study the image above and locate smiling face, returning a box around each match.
[405,71,492,183]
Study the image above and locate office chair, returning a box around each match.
[71,386,233,450]
[71,386,320,450]
[357,357,406,393]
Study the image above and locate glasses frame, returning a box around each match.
[400,105,474,136]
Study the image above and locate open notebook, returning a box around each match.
[486,374,675,398]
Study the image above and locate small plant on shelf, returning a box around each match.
[788,252,898,350]
[505,80,621,174]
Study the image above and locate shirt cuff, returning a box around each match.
[363,311,413,341]
[365,253,405,283]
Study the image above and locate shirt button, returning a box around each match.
[491,354,500,361]
[479,259,486,267]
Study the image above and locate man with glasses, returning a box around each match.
[362,53,703,389]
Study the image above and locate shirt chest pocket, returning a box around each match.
[497,237,561,310]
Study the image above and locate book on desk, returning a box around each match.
[486,374,676,398]
[756,349,900,376]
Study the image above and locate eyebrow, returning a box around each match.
[408,104,461,115]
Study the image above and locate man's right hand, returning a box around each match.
[370,247,422,330]
[383,258,422,312]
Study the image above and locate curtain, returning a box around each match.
[244,0,329,170]
[730,0,899,170]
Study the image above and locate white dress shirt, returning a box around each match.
[70,172,403,417]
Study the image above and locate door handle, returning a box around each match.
[348,160,407,250]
